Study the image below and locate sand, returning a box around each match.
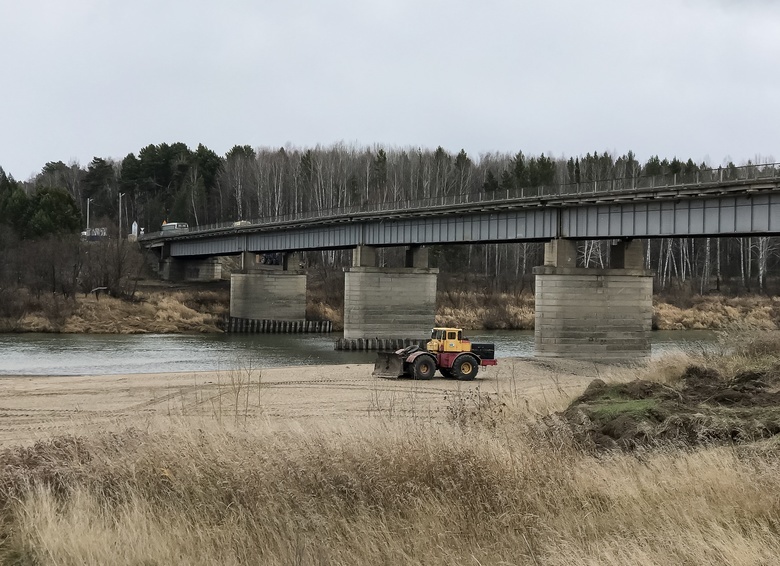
[0,357,642,448]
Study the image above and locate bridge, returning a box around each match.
[140,163,780,362]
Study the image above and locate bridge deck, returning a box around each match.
[140,167,780,257]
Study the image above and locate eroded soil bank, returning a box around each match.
[560,364,780,451]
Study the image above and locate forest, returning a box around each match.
[1,143,779,305]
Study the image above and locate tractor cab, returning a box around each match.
[427,327,471,354]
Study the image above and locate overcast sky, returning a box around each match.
[1,0,779,180]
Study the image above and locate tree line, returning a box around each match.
[0,167,143,320]
[1,144,779,302]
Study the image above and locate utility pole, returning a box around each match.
[86,198,92,231]
[118,193,125,239]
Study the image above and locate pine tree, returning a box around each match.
[483,170,499,192]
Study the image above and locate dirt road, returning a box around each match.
[0,357,642,447]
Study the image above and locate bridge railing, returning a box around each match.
[141,162,780,239]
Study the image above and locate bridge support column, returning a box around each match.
[352,245,377,267]
[343,245,437,341]
[405,245,429,268]
[159,258,184,281]
[534,239,652,361]
[230,258,307,325]
[240,251,255,271]
[160,258,221,281]
[610,240,645,269]
[283,252,304,271]
[544,238,577,268]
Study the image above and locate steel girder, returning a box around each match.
[166,193,780,257]
[169,209,557,256]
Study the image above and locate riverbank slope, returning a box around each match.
[3,282,780,333]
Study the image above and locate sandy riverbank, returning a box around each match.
[4,339,780,565]
[0,357,646,448]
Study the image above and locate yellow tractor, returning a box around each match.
[373,327,497,380]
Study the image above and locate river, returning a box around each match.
[0,330,721,376]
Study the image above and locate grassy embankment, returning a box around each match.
[0,287,228,333]
[3,333,780,564]
[4,282,780,333]
[435,290,780,331]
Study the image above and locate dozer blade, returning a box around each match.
[372,352,406,379]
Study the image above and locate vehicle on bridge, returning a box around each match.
[373,327,496,380]
[80,227,108,241]
[161,221,189,232]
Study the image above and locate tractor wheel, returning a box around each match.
[440,368,453,379]
[453,355,479,381]
[412,356,436,380]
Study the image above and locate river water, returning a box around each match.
[0,330,720,376]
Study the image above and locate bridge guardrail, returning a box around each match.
[140,162,780,240]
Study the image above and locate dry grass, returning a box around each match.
[3,346,780,565]
[17,291,226,334]
[2,418,780,565]
[694,328,780,380]
[7,286,780,334]
[437,289,536,330]
[306,301,343,330]
[655,294,780,331]
[437,291,780,332]
[0,290,76,332]
[0,286,227,334]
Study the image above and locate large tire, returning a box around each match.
[412,355,436,380]
[440,368,454,379]
[453,355,479,381]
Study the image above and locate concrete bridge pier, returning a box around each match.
[533,239,653,362]
[229,251,308,329]
[342,245,438,342]
[159,243,222,281]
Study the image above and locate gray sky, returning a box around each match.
[2,0,779,180]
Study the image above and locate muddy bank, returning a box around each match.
[560,364,780,451]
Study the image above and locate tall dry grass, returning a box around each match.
[436,290,780,332]
[1,287,227,333]
[60,290,223,333]
[690,327,780,381]
[3,420,780,565]
[655,294,780,331]
[3,350,780,565]
[437,289,535,329]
